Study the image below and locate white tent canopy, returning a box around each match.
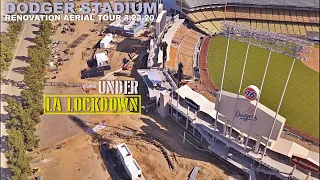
[147,69,162,85]
[175,85,216,117]
[271,138,319,166]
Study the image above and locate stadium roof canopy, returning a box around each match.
[183,0,320,9]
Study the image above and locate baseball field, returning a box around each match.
[208,36,319,138]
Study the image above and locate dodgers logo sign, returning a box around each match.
[235,107,257,124]
[243,85,260,101]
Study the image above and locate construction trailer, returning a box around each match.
[80,67,104,79]
[116,143,143,180]
[124,159,143,180]
[116,143,133,165]
[100,34,113,49]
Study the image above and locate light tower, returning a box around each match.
[217,21,314,154]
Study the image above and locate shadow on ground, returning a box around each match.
[15,56,29,63]
[99,144,130,180]
[1,79,27,90]
[0,93,23,102]
[0,135,9,154]
[24,37,34,43]
[12,67,26,75]
[0,167,11,180]
[68,111,247,179]
[32,24,40,28]
[32,31,39,35]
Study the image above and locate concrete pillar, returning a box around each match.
[192,126,195,136]
[195,110,197,121]
[267,174,271,180]
[254,135,262,153]
[187,106,189,115]
[185,117,189,129]
[158,91,170,118]
[290,165,296,175]
[183,131,186,144]
[305,171,311,180]
[170,91,173,117]
[177,91,179,108]
[186,107,189,129]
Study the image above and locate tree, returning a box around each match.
[1,43,13,70]
[5,129,32,180]
[5,20,53,179]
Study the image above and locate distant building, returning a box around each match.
[100,34,113,49]
[116,143,143,180]
[94,53,108,67]
[109,19,146,37]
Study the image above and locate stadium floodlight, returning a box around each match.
[220,21,314,60]
[214,30,231,134]
[217,21,314,155]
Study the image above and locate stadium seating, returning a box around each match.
[302,11,310,23]
[225,7,236,19]
[290,11,298,22]
[312,25,319,32]
[256,21,263,30]
[266,9,273,21]
[212,21,222,31]
[284,10,292,21]
[200,21,219,34]
[262,21,269,31]
[292,24,301,35]
[170,27,202,76]
[315,12,320,22]
[280,23,288,34]
[195,24,210,34]
[298,25,307,35]
[167,46,178,69]
[278,9,286,21]
[186,6,319,38]
[261,9,268,20]
[296,11,304,23]
[202,10,216,20]
[249,20,255,28]
[172,25,188,44]
[305,25,313,32]
[308,12,317,22]
[255,8,262,20]
[192,11,207,22]
[249,8,256,20]
[188,13,198,22]
[212,8,225,19]
[237,20,250,27]
[274,22,282,33]
[286,23,295,35]
[272,9,280,21]
[268,22,276,33]
[235,7,250,19]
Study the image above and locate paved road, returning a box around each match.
[0,21,38,180]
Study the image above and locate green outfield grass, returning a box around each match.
[208,36,319,138]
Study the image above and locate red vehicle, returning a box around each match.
[122,65,130,70]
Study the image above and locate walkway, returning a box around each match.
[1,21,38,180]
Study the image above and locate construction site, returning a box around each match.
[22,0,320,180]
[26,2,246,180]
